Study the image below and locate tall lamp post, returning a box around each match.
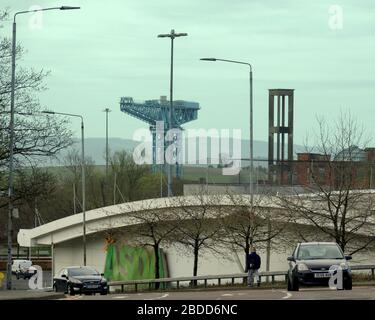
[200,58,254,207]
[103,108,111,178]
[200,57,254,273]
[157,29,187,197]
[42,111,86,266]
[6,5,80,290]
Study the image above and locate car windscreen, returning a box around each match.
[68,267,99,277]
[19,261,32,268]
[297,244,344,260]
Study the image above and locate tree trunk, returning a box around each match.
[154,244,160,290]
[244,240,250,272]
[193,242,199,286]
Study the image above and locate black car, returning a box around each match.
[53,266,109,296]
[287,242,352,291]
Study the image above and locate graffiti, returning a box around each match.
[104,244,169,288]
[104,233,117,251]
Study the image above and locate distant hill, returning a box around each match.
[48,137,305,167]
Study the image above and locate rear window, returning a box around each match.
[19,261,32,268]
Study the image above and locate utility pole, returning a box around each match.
[103,108,111,177]
[73,183,77,214]
[113,173,117,205]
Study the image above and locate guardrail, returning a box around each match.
[108,264,375,293]
[0,256,52,260]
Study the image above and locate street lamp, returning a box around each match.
[158,29,188,197]
[42,111,86,266]
[200,58,254,208]
[103,108,111,178]
[6,5,80,290]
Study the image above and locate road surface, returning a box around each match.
[60,285,375,300]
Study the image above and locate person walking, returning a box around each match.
[247,246,261,287]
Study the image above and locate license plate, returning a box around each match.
[86,285,99,289]
[314,273,332,278]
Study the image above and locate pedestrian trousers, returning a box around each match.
[248,269,259,286]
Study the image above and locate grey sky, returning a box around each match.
[2,0,375,146]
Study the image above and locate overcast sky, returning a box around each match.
[2,0,375,146]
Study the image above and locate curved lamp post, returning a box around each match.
[200,58,254,208]
[42,111,86,268]
[6,5,80,290]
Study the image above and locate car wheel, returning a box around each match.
[53,285,58,292]
[291,276,299,291]
[69,286,75,296]
[287,276,293,291]
[100,289,108,296]
[16,273,19,280]
[344,279,352,290]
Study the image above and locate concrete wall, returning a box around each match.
[183,184,310,196]
[54,237,107,276]
[53,233,375,280]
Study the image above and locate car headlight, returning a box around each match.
[101,278,107,284]
[297,263,309,271]
[340,262,349,270]
[70,278,82,284]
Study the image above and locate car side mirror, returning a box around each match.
[345,255,352,261]
[61,274,67,278]
[101,273,104,277]
[287,256,295,262]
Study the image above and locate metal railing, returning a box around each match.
[108,264,375,293]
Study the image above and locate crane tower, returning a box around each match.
[120,96,200,177]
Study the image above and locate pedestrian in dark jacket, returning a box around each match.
[247,246,261,287]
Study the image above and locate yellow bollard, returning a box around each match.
[0,272,4,288]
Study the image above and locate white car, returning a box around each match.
[11,259,36,279]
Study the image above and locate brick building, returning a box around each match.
[292,146,375,188]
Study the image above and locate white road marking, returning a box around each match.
[113,295,129,299]
[64,295,83,300]
[144,293,169,300]
[281,291,292,299]
[222,293,234,296]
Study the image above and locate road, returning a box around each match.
[60,286,375,300]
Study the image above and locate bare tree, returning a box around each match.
[217,190,290,272]
[110,150,150,202]
[122,200,178,288]
[170,191,223,281]
[278,111,375,255]
[0,9,72,170]
[0,166,57,240]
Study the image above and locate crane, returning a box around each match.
[120,96,200,177]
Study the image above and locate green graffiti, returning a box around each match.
[104,244,168,288]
